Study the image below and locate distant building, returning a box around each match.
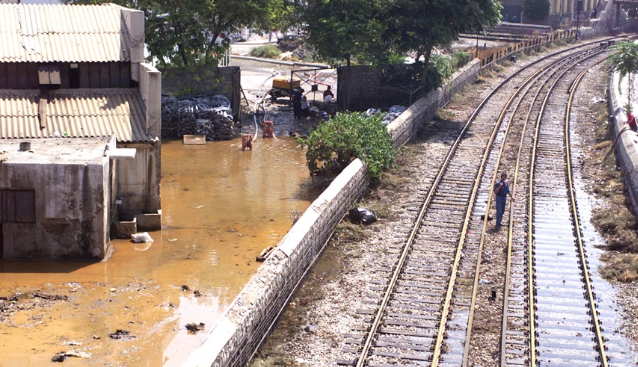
[499,0,598,26]
[0,3,162,259]
[550,0,597,16]
[549,0,598,27]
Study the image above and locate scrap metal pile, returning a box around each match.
[161,95,234,141]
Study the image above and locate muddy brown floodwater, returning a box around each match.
[0,137,315,367]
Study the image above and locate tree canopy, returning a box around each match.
[385,0,501,85]
[303,0,501,85]
[303,0,388,66]
[69,0,295,67]
[609,40,638,112]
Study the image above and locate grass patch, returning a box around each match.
[249,346,303,367]
[450,83,479,105]
[379,170,410,189]
[358,200,391,219]
[434,110,456,121]
[479,68,497,79]
[335,221,367,243]
[249,44,281,59]
[491,63,504,73]
[600,253,638,282]
[475,75,489,84]
[516,51,529,61]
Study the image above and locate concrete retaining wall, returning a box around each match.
[388,59,480,149]
[184,56,482,367]
[607,71,638,212]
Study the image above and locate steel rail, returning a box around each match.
[499,48,605,367]
[460,51,575,367]
[354,46,556,367]
[564,57,610,366]
[526,50,609,367]
[352,39,613,367]
[432,54,584,367]
[431,45,607,367]
[354,63,528,367]
[460,46,602,367]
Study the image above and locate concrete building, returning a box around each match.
[499,0,601,26]
[548,0,599,27]
[0,3,162,259]
[0,138,119,259]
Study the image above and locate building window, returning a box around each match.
[0,189,35,223]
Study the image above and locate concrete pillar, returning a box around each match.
[121,8,145,81]
[140,64,162,138]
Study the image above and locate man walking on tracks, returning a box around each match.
[494,173,515,228]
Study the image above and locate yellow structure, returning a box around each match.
[550,0,596,15]
[272,77,301,90]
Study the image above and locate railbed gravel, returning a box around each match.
[251,61,511,367]
[572,63,638,355]
[249,39,618,367]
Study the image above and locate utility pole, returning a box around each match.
[576,0,583,40]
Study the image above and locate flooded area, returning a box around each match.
[0,137,315,366]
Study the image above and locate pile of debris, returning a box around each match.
[161,95,234,141]
[366,105,407,125]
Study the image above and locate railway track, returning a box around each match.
[335,38,621,367]
[515,52,635,366]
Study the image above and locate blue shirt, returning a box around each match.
[494,180,510,198]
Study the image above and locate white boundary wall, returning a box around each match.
[608,70,638,212]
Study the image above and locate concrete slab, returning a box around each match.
[116,217,137,239]
[136,211,161,231]
[183,135,206,145]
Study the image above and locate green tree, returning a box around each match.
[297,112,395,180]
[69,0,290,66]
[522,0,550,20]
[384,0,501,87]
[303,0,389,66]
[609,40,638,113]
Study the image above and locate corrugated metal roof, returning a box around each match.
[0,88,150,142]
[0,4,130,62]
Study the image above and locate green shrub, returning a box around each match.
[297,112,395,180]
[249,44,281,59]
[452,50,470,69]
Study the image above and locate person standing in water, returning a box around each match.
[494,173,515,228]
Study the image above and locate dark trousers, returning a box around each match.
[293,103,302,119]
[495,196,507,226]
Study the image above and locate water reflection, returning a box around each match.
[0,137,315,366]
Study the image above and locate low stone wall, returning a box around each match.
[388,59,480,149]
[184,56,482,367]
[608,71,638,212]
